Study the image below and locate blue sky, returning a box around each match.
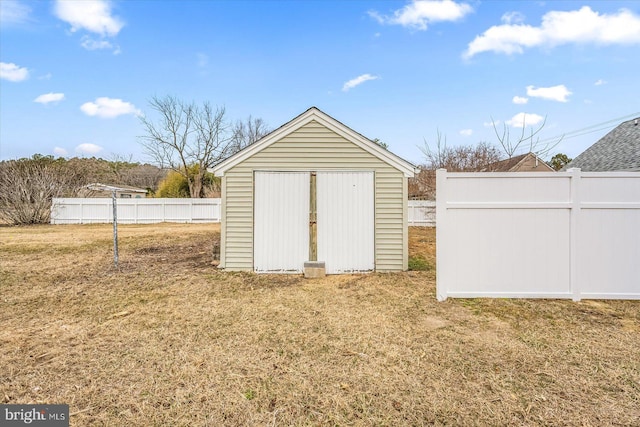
[1,0,639,165]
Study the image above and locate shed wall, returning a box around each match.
[221,120,407,272]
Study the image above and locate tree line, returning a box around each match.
[0,97,270,225]
[2,94,574,223]
[140,95,269,198]
[409,123,571,199]
[0,155,166,225]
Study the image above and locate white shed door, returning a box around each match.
[317,171,374,274]
[254,172,309,273]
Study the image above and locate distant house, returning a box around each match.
[87,183,148,198]
[409,152,553,200]
[562,117,640,171]
[481,152,554,172]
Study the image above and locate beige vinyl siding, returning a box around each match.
[222,120,407,271]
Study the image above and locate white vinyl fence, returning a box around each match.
[436,169,640,301]
[408,200,436,226]
[52,198,436,226]
[51,198,221,224]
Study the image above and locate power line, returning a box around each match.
[536,112,640,145]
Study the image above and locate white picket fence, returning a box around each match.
[51,198,221,224]
[408,200,436,226]
[51,198,436,226]
[436,169,640,301]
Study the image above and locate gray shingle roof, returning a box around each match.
[562,117,640,171]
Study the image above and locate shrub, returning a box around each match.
[0,156,85,225]
[156,165,220,198]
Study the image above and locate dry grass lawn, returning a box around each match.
[0,223,639,426]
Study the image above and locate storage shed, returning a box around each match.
[211,107,417,274]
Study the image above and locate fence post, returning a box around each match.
[408,201,414,226]
[569,168,581,301]
[436,169,447,301]
[112,191,119,267]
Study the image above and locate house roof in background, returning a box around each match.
[211,107,418,178]
[87,183,148,193]
[481,152,553,172]
[562,118,640,171]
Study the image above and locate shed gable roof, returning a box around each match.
[211,107,417,177]
[562,117,640,171]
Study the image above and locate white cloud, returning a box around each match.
[464,6,640,58]
[459,129,473,136]
[512,96,529,104]
[0,62,29,82]
[34,93,65,104]
[54,0,123,36]
[501,11,525,25]
[594,79,607,86]
[342,74,379,92]
[0,0,31,25]
[80,97,142,118]
[506,112,545,128]
[75,143,103,155]
[38,73,52,80]
[54,0,123,53]
[484,120,500,127]
[80,36,121,54]
[53,147,68,157]
[526,84,572,102]
[81,35,114,51]
[369,0,473,30]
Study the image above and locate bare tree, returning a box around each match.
[420,130,502,171]
[491,115,563,159]
[420,129,449,170]
[414,131,503,199]
[0,157,86,224]
[408,166,436,200]
[119,164,166,193]
[139,96,235,198]
[230,115,270,153]
[107,153,135,183]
